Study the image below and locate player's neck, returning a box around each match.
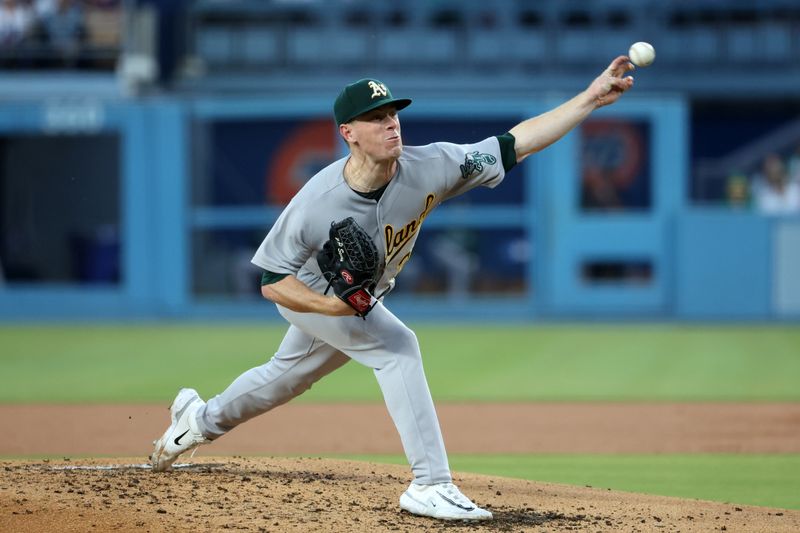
[344,155,397,193]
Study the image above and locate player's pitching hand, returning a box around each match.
[587,56,635,108]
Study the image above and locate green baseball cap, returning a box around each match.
[333,78,412,126]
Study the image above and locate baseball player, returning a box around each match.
[151,56,635,521]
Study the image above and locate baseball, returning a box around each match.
[628,42,655,67]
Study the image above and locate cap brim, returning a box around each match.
[345,98,412,124]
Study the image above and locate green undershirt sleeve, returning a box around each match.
[261,270,289,286]
[495,132,517,173]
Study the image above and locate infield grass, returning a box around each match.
[2,323,799,511]
[0,323,798,403]
[342,453,800,511]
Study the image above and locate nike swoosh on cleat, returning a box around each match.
[436,492,475,511]
[173,429,190,445]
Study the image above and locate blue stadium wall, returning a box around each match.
[0,94,798,322]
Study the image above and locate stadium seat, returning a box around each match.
[196,27,235,67]
[241,28,279,66]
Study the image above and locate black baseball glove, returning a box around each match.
[317,217,382,318]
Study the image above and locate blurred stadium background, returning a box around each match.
[2,0,800,321]
[1,0,799,512]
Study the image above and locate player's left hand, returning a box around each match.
[317,217,382,318]
[587,55,635,108]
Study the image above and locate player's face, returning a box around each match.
[348,105,403,160]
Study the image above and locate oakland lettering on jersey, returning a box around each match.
[384,193,436,262]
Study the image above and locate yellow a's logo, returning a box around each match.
[368,81,388,99]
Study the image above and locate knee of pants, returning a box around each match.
[385,324,422,362]
[272,360,331,399]
[286,373,319,397]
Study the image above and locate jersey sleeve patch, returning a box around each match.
[459,151,498,180]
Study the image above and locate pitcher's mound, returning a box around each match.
[1,457,797,532]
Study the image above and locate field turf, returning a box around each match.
[1,323,798,403]
[345,454,800,510]
[1,323,798,509]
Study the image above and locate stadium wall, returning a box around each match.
[0,94,797,321]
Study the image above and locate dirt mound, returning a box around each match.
[1,457,797,532]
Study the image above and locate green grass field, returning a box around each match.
[1,323,799,403]
[1,323,799,509]
[343,454,800,511]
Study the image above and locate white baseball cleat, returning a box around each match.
[400,482,492,521]
[150,388,210,472]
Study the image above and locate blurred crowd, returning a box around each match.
[0,0,87,66]
[727,144,800,215]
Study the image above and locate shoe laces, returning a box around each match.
[438,483,474,506]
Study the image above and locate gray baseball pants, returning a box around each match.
[194,301,452,485]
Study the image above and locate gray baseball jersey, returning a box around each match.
[196,136,508,485]
[251,136,506,295]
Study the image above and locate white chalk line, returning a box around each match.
[45,463,221,471]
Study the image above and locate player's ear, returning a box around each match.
[339,123,355,143]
